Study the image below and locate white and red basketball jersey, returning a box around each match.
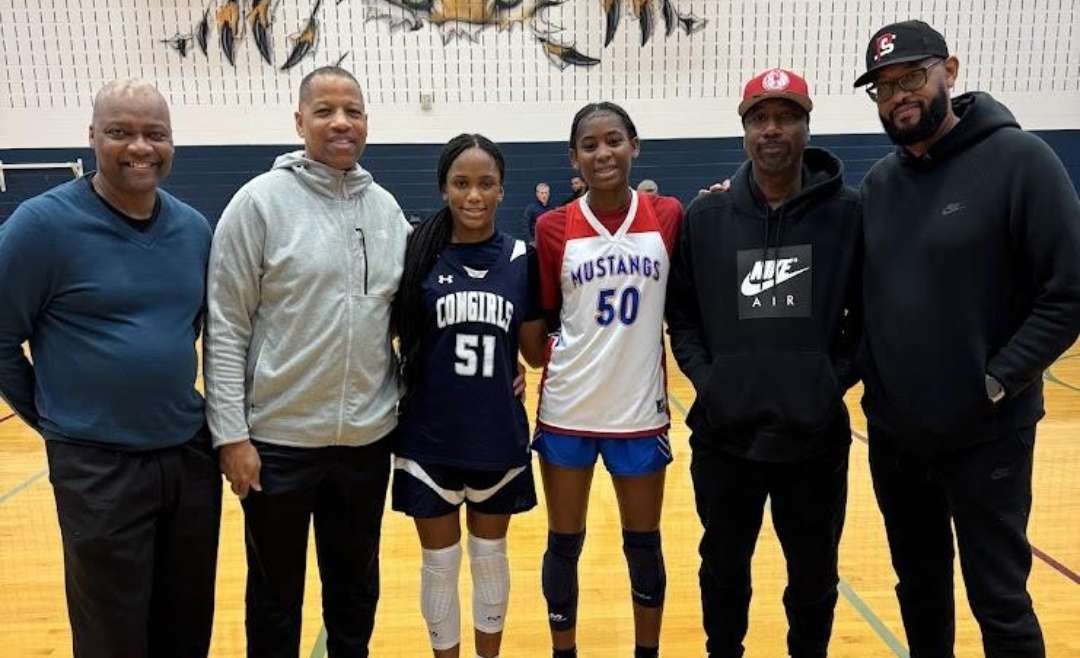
[535,190,682,437]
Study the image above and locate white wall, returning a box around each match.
[2,0,1079,148]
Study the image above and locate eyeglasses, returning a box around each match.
[866,59,944,103]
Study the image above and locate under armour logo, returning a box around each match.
[438,274,454,284]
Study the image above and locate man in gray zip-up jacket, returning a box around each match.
[205,66,409,657]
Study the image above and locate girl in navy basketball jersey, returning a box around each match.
[532,103,684,658]
[392,134,548,658]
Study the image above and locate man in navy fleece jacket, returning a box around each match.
[0,80,221,658]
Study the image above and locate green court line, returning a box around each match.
[309,625,327,658]
[0,468,47,505]
[312,391,910,658]
[298,348,1080,658]
[668,392,689,417]
[1044,368,1080,393]
[838,581,910,657]
[668,388,909,657]
[1044,352,1080,393]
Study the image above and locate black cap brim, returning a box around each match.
[853,53,936,87]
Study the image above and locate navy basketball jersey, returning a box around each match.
[396,233,534,470]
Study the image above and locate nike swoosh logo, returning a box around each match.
[741,266,810,296]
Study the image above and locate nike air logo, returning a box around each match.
[740,257,810,296]
[941,202,965,216]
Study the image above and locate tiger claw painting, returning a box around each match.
[167,0,706,71]
[364,0,706,68]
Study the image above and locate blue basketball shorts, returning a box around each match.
[532,430,673,477]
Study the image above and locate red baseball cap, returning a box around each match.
[738,68,813,116]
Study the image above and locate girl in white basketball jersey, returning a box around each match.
[532,103,683,658]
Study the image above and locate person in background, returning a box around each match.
[636,179,658,195]
[524,181,552,243]
[559,175,588,206]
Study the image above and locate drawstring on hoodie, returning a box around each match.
[759,209,772,288]
[760,207,787,293]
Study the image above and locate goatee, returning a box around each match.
[881,87,950,146]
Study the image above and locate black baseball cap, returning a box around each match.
[854,20,949,87]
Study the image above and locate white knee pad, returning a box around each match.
[421,542,462,651]
[468,534,510,634]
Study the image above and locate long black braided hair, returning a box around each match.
[393,133,506,409]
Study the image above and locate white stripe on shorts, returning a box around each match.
[464,464,528,503]
[656,433,672,459]
[394,457,466,506]
[393,457,527,505]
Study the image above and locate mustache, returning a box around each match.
[891,100,924,118]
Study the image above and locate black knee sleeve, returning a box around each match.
[542,530,585,631]
[623,529,666,608]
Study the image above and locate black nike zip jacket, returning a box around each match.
[666,147,862,462]
[860,92,1080,455]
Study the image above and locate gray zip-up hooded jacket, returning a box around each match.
[205,151,410,448]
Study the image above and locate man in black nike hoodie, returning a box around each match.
[855,21,1080,658]
[666,68,861,658]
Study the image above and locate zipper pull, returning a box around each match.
[355,227,369,294]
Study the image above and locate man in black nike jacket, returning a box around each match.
[855,20,1080,658]
[666,68,862,658]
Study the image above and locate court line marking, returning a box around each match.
[838,581,911,658]
[1031,547,1080,585]
[306,394,913,658]
[1043,368,1080,394]
[197,365,1080,658]
[1044,351,1080,392]
[309,625,327,658]
[667,394,910,657]
[0,413,46,506]
[0,468,47,506]
[850,429,1079,587]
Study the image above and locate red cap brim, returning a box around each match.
[738,92,813,117]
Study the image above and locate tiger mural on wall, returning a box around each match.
[165,0,706,71]
[365,0,707,68]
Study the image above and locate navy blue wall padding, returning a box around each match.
[3,130,1079,239]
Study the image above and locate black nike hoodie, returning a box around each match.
[860,92,1080,455]
[666,147,862,462]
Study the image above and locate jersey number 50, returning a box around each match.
[596,287,640,326]
[455,333,496,377]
